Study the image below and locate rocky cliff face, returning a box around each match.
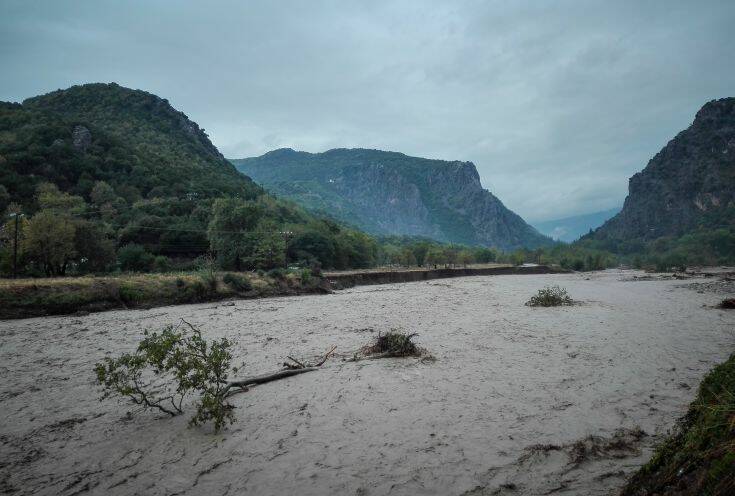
[232,148,551,250]
[592,98,735,242]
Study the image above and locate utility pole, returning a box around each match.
[281,231,293,269]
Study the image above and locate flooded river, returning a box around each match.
[1,270,733,495]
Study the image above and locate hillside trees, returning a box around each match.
[0,185,9,213]
[24,209,77,276]
[0,204,29,275]
[20,184,115,275]
[207,197,265,270]
[247,220,286,269]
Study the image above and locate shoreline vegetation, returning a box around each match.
[621,354,735,496]
[0,264,564,320]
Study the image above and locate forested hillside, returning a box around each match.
[0,84,380,275]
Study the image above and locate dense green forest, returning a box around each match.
[0,84,383,276]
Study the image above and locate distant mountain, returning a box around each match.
[590,98,735,243]
[232,148,552,250]
[534,207,621,243]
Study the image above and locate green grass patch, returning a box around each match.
[621,354,735,495]
[222,272,252,292]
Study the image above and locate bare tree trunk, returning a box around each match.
[223,367,317,397]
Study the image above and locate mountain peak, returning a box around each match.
[591,97,735,241]
[10,82,260,200]
[24,82,225,163]
[693,97,735,130]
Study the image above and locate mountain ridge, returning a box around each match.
[232,148,552,251]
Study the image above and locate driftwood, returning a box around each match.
[222,345,338,397]
[223,367,318,397]
[314,345,337,366]
[284,345,337,369]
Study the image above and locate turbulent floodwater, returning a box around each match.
[1,270,734,495]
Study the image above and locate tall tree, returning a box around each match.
[24,210,77,276]
[207,198,264,270]
[247,221,286,270]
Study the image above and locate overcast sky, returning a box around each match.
[2,1,734,222]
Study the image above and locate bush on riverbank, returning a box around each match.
[621,354,735,495]
[222,272,252,292]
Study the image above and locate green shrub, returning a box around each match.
[526,286,574,307]
[300,268,313,285]
[182,280,210,302]
[118,243,155,272]
[267,267,286,279]
[197,254,218,292]
[118,284,144,305]
[222,273,252,292]
[153,255,172,272]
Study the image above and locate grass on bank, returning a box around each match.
[621,354,735,495]
[0,269,323,319]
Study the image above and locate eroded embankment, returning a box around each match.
[0,266,563,320]
[325,265,565,289]
[0,272,329,320]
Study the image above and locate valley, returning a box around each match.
[1,4,734,493]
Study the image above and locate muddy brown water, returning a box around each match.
[1,270,733,495]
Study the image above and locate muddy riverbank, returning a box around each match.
[0,265,564,320]
[1,270,733,495]
[323,264,565,289]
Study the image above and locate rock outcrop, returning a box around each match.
[591,98,735,242]
[71,125,91,152]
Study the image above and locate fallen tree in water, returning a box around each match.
[96,323,434,431]
[95,320,326,431]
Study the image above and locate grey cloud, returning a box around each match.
[1,0,733,221]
